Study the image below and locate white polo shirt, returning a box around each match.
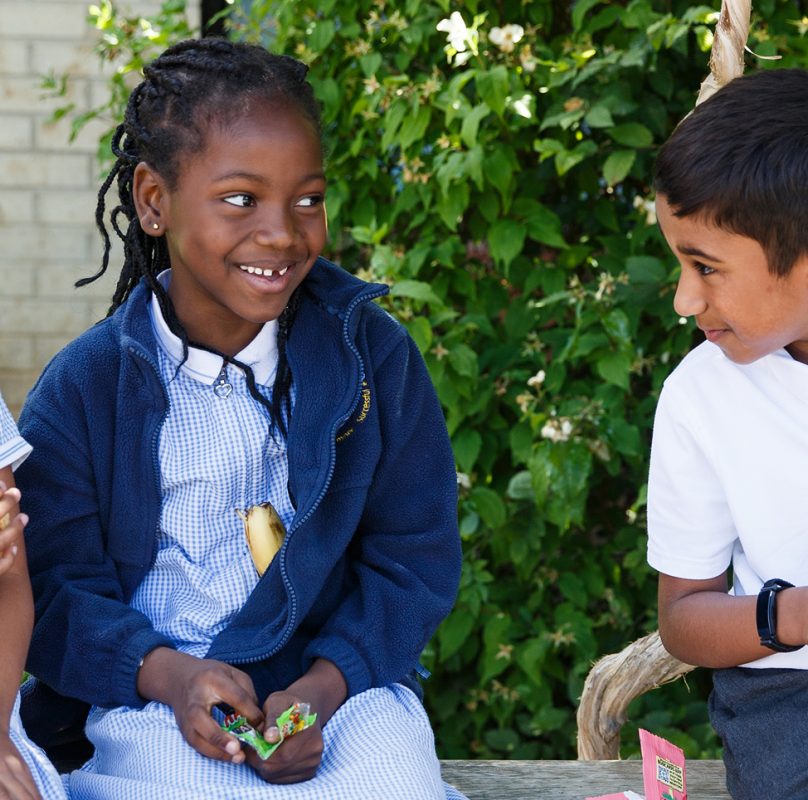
[648,341,808,668]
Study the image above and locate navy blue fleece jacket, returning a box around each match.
[16,258,461,712]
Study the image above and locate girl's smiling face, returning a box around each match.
[656,194,808,365]
[135,101,327,357]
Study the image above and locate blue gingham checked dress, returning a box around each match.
[68,284,467,800]
[0,394,69,799]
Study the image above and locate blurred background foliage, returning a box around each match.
[52,0,808,760]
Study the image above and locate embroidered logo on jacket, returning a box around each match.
[336,382,371,443]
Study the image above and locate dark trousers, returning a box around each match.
[710,667,808,800]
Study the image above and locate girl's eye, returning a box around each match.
[693,261,716,277]
[223,194,255,208]
[296,194,324,209]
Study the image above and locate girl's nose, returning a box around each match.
[672,268,707,318]
[253,207,296,249]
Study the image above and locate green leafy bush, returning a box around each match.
[53,0,808,760]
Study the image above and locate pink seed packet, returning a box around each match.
[639,728,687,800]
[586,792,645,800]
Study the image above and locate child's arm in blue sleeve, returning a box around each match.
[303,324,461,696]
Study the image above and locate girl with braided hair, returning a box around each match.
[16,38,466,800]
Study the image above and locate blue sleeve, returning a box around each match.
[16,349,173,709]
[303,324,461,694]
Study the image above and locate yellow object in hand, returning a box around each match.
[236,503,286,576]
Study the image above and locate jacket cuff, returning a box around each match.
[303,636,372,698]
[112,629,175,709]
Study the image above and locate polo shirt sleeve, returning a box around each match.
[647,379,737,579]
[0,393,32,472]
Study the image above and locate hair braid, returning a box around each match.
[81,38,322,437]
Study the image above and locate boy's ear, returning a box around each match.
[133,162,168,237]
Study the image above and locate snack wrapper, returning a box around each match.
[639,729,687,800]
[218,702,317,760]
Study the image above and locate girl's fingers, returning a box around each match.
[187,709,246,763]
[0,488,21,518]
[0,516,25,549]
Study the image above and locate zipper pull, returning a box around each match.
[214,365,232,398]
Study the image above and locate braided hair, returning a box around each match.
[82,38,322,437]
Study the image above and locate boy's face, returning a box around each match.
[656,194,808,365]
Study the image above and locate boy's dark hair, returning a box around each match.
[654,68,808,276]
[82,38,323,436]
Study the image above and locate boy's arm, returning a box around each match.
[659,571,808,666]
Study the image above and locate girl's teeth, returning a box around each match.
[239,265,290,277]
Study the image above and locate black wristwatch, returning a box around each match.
[756,578,802,653]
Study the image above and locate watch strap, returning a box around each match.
[756,578,802,653]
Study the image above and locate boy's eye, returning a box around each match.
[296,194,324,208]
[223,194,255,208]
[693,261,716,277]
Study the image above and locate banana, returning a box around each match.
[236,502,286,576]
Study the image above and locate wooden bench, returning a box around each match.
[440,758,728,799]
[440,631,730,799]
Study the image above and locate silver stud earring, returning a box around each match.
[152,223,159,231]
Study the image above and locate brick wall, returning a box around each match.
[0,1,198,417]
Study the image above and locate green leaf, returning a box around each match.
[608,122,654,148]
[558,573,588,607]
[308,19,335,50]
[460,104,490,149]
[436,183,470,230]
[404,315,433,352]
[453,428,482,472]
[603,149,635,186]
[399,104,431,149]
[437,610,475,661]
[585,104,614,128]
[359,52,382,77]
[524,205,567,249]
[626,255,667,284]
[484,728,520,753]
[572,0,604,31]
[476,65,509,117]
[488,219,526,268]
[390,279,443,306]
[506,470,534,500]
[471,486,507,529]
[595,349,633,388]
[555,141,597,175]
[448,344,479,378]
[483,146,514,202]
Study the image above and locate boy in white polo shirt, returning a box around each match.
[647,67,808,800]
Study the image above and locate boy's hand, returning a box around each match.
[0,733,42,800]
[137,647,264,765]
[0,483,26,579]
[245,691,323,784]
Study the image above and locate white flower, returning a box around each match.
[489,24,524,53]
[541,417,573,443]
[437,12,470,53]
[456,472,472,490]
[527,369,545,388]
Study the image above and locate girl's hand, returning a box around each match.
[245,690,323,784]
[0,733,41,800]
[0,483,26,579]
[247,658,346,784]
[137,647,264,765]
